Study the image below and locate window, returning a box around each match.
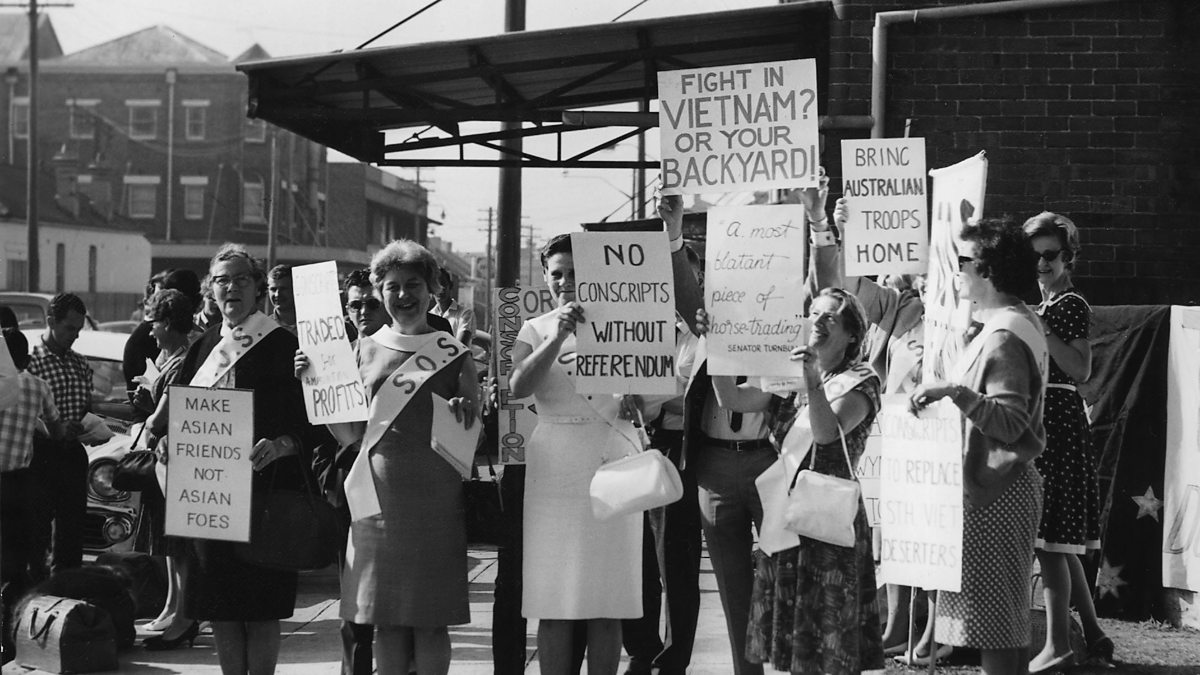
[68,100,99,139]
[88,246,97,293]
[183,184,205,220]
[127,100,160,139]
[12,99,29,138]
[125,176,160,219]
[183,101,208,140]
[55,243,65,293]
[245,118,266,143]
[242,180,265,223]
[6,259,27,291]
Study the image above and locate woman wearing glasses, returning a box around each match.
[910,218,1047,675]
[1023,213,1111,671]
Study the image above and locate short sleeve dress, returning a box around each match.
[518,312,642,620]
[1034,289,1100,554]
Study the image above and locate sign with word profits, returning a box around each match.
[1164,306,1200,592]
[165,385,254,542]
[877,396,964,591]
[840,138,929,276]
[293,261,368,424]
[704,205,808,376]
[494,287,557,465]
[924,151,988,382]
[571,232,676,395]
[659,58,820,195]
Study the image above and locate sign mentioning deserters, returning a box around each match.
[493,286,557,465]
[571,232,677,395]
[840,138,929,276]
[658,58,820,195]
[293,261,369,424]
[164,385,254,542]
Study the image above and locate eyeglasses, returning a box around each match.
[1035,248,1072,263]
[957,256,981,271]
[211,274,255,289]
[346,298,382,312]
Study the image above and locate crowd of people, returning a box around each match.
[0,169,1115,675]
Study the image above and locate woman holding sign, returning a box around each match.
[509,233,644,675]
[170,244,321,675]
[909,218,1047,675]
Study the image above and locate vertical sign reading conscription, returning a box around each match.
[840,138,929,276]
[494,287,556,465]
[924,151,988,382]
[165,385,254,542]
[704,205,808,376]
[293,261,368,424]
[877,396,964,592]
[659,58,820,195]
[571,232,676,395]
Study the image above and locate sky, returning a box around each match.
[37,0,774,254]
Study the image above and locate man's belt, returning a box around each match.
[702,435,773,452]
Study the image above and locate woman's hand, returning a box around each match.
[554,302,585,340]
[908,381,958,415]
[131,387,156,414]
[154,433,169,465]
[832,196,849,232]
[790,345,822,392]
[658,193,684,241]
[250,435,299,472]
[694,308,710,336]
[294,350,310,379]
[447,396,476,430]
[617,394,644,423]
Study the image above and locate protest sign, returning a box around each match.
[571,231,677,395]
[924,151,988,382]
[293,261,368,424]
[857,418,883,528]
[703,205,807,376]
[164,386,254,542]
[840,138,928,276]
[659,58,819,195]
[494,286,557,465]
[1164,306,1200,592]
[878,396,964,592]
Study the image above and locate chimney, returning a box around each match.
[50,146,80,218]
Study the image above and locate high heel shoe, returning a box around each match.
[143,621,199,651]
[1087,636,1115,664]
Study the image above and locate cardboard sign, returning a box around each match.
[164,385,255,542]
[840,138,929,276]
[494,286,557,465]
[659,58,820,195]
[703,205,808,376]
[1164,306,1200,592]
[924,151,988,383]
[571,232,677,395]
[877,396,964,592]
[293,261,369,424]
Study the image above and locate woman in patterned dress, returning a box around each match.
[1023,212,1112,670]
[910,218,1048,675]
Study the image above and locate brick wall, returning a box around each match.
[826,0,1200,305]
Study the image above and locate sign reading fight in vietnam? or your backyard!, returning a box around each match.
[840,138,929,276]
[704,205,808,377]
[658,58,820,196]
[164,385,254,542]
[494,287,557,465]
[571,232,677,395]
[293,261,369,424]
[877,396,964,592]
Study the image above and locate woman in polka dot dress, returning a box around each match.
[1023,212,1113,672]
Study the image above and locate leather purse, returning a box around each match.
[14,595,119,674]
[233,456,344,572]
[589,449,683,521]
[112,425,159,493]
[782,422,860,547]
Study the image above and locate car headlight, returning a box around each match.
[102,515,135,544]
[88,459,128,502]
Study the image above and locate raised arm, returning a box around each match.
[661,195,704,336]
[509,304,583,399]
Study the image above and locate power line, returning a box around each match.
[611,0,651,22]
[356,0,448,50]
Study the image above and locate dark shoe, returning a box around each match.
[143,621,199,651]
[624,658,654,675]
[1087,636,1115,664]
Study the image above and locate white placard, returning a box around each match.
[659,58,820,195]
[293,261,369,424]
[840,138,929,276]
[494,287,557,465]
[878,396,964,592]
[703,205,808,376]
[924,151,988,383]
[430,393,483,480]
[165,386,255,542]
[571,232,677,395]
[1164,306,1200,591]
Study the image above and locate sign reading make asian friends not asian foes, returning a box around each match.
[840,138,929,277]
[571,232,677,396]
[293,261,369,424]
[164,385,255,542]
[658,58,820,195]
[493,286,557,465]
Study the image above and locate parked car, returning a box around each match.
[1,292,99,330]
[22,328,142,555]
[96,320,142,334]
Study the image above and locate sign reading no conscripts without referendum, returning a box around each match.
[659,58,820,195]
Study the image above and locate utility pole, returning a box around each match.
[495,0,525,288]
[477,206,494,329]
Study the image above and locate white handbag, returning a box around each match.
[589,449,684,521]
[782,422,860,547]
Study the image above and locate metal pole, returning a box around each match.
[495,0,524,288]
[485,206,493,329]
[26,0,39,291]
[635,98,647,219]
[266,128,277,270]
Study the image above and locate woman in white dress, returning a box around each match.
[509,234,643,675]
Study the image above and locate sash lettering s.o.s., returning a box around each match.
[189,312,282,388]
[344,333,464,522]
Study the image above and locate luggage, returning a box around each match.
[94,552,167,620]
[33,565,136,650]
[13,595,118,674]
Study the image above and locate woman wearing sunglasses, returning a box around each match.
[1023,213,1112,671]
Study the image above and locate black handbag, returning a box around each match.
[463,458,505,546]
[111,426,158,493]
[14,595,119,674]
[233,455,344,572]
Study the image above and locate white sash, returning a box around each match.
[189,312,282,388]
[757,362,877,555]
[344,331,465,522]
[952,307,1048,386]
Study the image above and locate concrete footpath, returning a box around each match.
[5,544,747,674]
